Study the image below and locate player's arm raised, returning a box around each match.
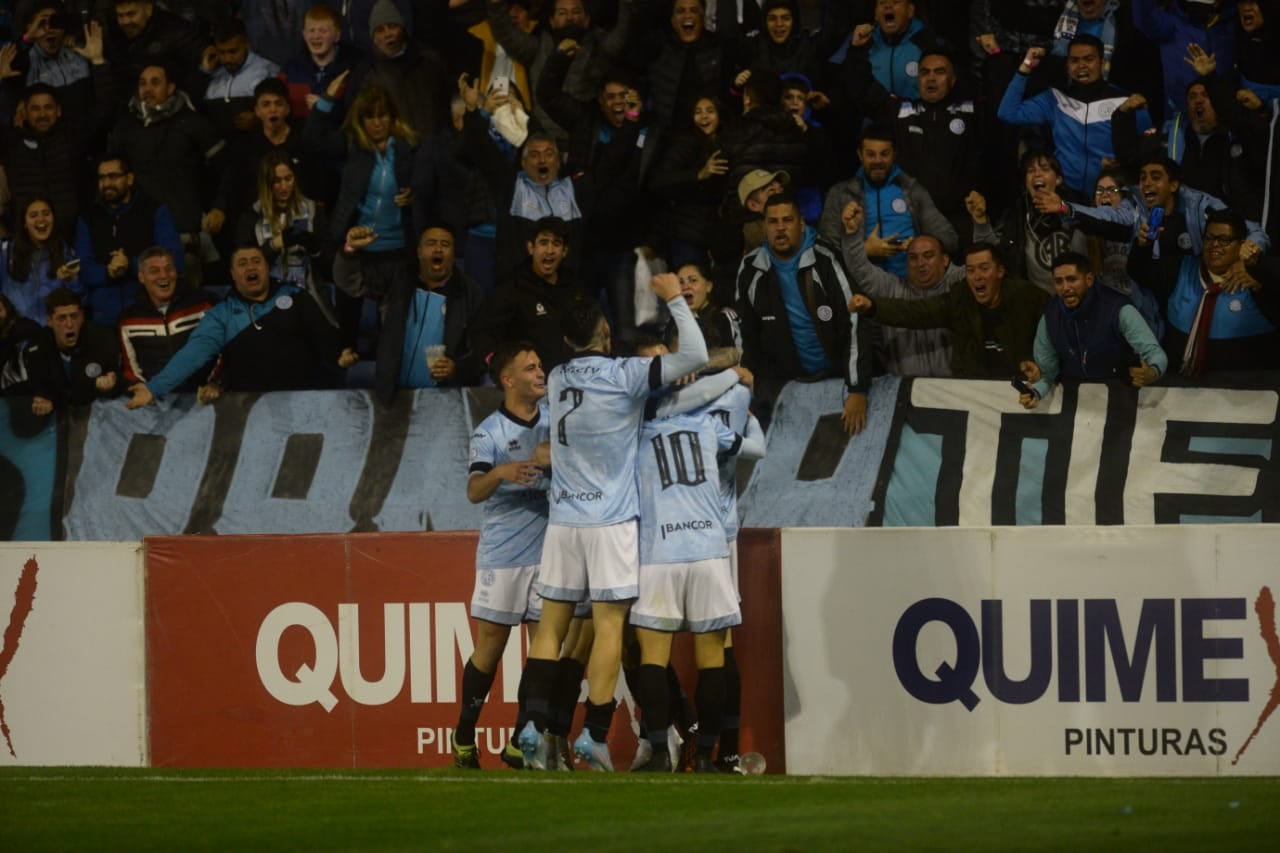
[650,272,708,384]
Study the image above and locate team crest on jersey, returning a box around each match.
[535,302,547,316]
[481,569,496,587]
[1178,233,1193,251]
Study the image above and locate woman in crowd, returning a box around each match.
[648,95,729,270]
[666,260,741,366]
[309,83,422,344]
[1088,165,1163,337]
[237,150,334,324]
[0,197,81,325]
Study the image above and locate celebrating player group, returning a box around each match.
[451,272,764,774]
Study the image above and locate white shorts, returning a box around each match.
[537,521,639,602]
[630,556,741,634]
[471,564,541,626]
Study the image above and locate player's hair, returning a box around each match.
[304,3,343,28]
[45,286,82,314]
[418,221,457,242]
[1051,250,1092,275]
[488,340,539,386]
[1095,164,1130,191]
[762,187,802,216]
[1068,34,1105,58]
[918,45,955,70]
[1020,148,1063,177]
[1140,155,1182,184]
[562,299,606,349]
[631,331,667,356]
[1204,207,1247,241]
[138,245,175,267]
[965,241,1005,268]
[859,123,895,148]
[97,150,132,174]
[520,132,560,160]
[23,82,60,105]
[253,76,290,105]
[344,84,419,150]
[212,17,249,44]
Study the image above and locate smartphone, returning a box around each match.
[1011,374,1033,396]
[1147,206,1164,234]
[491,75,510,97]
[65,258,81,272]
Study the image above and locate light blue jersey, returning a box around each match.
[705,383,752,542]
[469,401,550,569]
[546,353,662,527]
[638,411,739,565]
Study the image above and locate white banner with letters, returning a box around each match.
[782,526,1280,776]
[0,543,146,766]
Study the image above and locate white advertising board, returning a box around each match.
[782,526,1280,776]
[0,543,146,766]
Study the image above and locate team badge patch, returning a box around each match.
[817,305,833,322]
[84,362,102,378]
[950,118,966,135]
[891,198,908,214]
[276,294,293,310]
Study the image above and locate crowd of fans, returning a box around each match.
[0,0,1276,426]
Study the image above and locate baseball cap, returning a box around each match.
[737,169,790,206]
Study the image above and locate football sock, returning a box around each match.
[634,663,670,748]
[549,657,586,736]
[666,662,695,731]
[720,646,741,756]
[455,659,496,747]
[695,666,726,758]
[518,657,559,732]
[583,699,617,743]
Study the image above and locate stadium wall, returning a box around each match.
[781,526,1280,776]
[0,532,784,772]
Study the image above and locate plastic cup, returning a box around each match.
[425,345,446,369]
[738,751,766,775]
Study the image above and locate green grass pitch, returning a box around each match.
[2,768,1277,851]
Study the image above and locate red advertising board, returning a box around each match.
[146,530,784,770]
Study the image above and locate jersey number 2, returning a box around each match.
[556,387,585,446]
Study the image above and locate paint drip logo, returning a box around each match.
[1233,586,1280,765]
[0,557,39,758]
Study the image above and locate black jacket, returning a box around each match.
[375,267,486,404]
[735,235,871,393]
[537,48,653,253]
[108,98,224,233]
[15,321,120,408]
[471,264,583,371]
